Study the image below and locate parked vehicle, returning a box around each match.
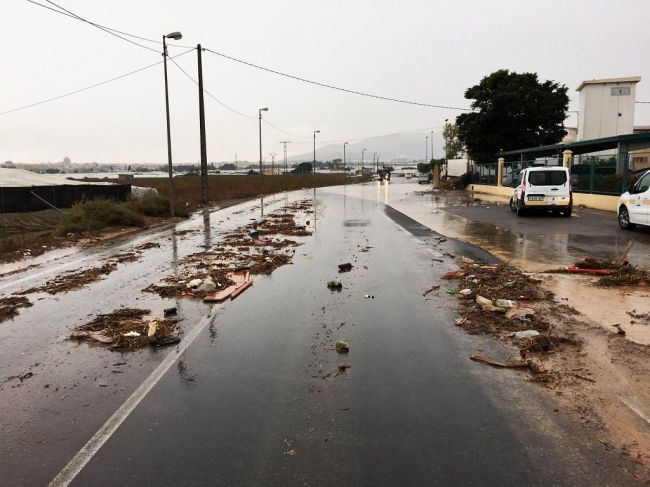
[510,167,572,217]
[418,172,432,184]
[618,169,650,229]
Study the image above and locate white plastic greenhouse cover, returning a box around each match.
[0,168,95,187]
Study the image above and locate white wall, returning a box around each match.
[447,159,468,177]
[578,82,637,140]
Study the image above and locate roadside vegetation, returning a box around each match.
[1,174,356,265]
[57,194,184,235]
[83,173,350,205]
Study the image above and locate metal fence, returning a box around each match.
[569,153,634,195]
[469,163,498,185]
[471,153,640,195]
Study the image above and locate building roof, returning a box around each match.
[0,168,95,187]
[502,133,650,160]
[576,76,641,91]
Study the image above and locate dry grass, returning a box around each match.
[86,174,352,204]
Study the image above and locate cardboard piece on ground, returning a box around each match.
[204,271,252,303]
[230,279,253,299]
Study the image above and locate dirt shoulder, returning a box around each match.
[440,257,650,481]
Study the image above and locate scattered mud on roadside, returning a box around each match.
[70,308,178,351]
[105,241,161,264]
[0,296,33,323]
[143,200,313,299]
[17,241,163,295]
[17,262,118,295]
[443,258,650,478]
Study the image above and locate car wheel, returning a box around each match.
[509,198,516,212]
[562,206,572,217]
[618,206,636,230]
[516,201,526,217]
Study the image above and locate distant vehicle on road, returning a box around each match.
[618,169,650,229]
[377,167,391,182]
[510,167,572,217]
[418,172,432,184]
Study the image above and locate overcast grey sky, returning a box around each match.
[2,0,649,164]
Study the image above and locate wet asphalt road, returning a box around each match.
[387,184,650,271]
[1,182,644,486]
[445,202,650,268]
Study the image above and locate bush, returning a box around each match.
[127,194,186,217]
[57,199,145,235]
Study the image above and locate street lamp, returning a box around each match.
[259,107,268,175]
[430,130,434,164]
[425,135,429,165]
[313,130,320,173]
[163,30,183,217]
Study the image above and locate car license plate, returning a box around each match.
[528,196,543,201]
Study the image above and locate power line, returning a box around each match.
[203,48,472,112]
[25,0,192,51]
[263,119,312,139]
[637,101,650,104]
[0,48,195,116]
[25,0,471,112]
[167,54,255,119]
[168,55,319,139]
[33,0,161,53]
[168,57,451,146]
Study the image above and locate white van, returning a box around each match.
[618,169,650,229]
[510,166,572,217]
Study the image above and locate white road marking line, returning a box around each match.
[620,396,650,426]
[48,307,219,487]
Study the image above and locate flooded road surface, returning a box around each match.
[384,180,650,345]
[386,181,650,271]
[1,183,640,485]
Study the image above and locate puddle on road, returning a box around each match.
[541,273,650,346]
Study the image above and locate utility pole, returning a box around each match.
[162,31,183,217]
[197,44,209,204]
[430,130,434,164]
[361,148,366,175]
[258,107,268,175]
[269,153,277,175]
[280,141,291,174]
[313,130,320,174]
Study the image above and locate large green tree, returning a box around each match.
[456,69,569,163]
[442,123,465,160]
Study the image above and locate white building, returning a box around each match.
[576,76,641,141]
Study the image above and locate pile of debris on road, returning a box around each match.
[442,257,580,382]
[143,200,313,302]
[17,262,118,295]
[0,296,33,323]
[70,308,179,350]
[550,243,650,287]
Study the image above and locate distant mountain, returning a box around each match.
[288,132,445,164]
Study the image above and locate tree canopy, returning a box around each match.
[294,162,313,174]
[455,69,569,163]
[442,123,465,160]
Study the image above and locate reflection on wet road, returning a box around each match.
[383,181,650,271]
[0,182,645,486]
